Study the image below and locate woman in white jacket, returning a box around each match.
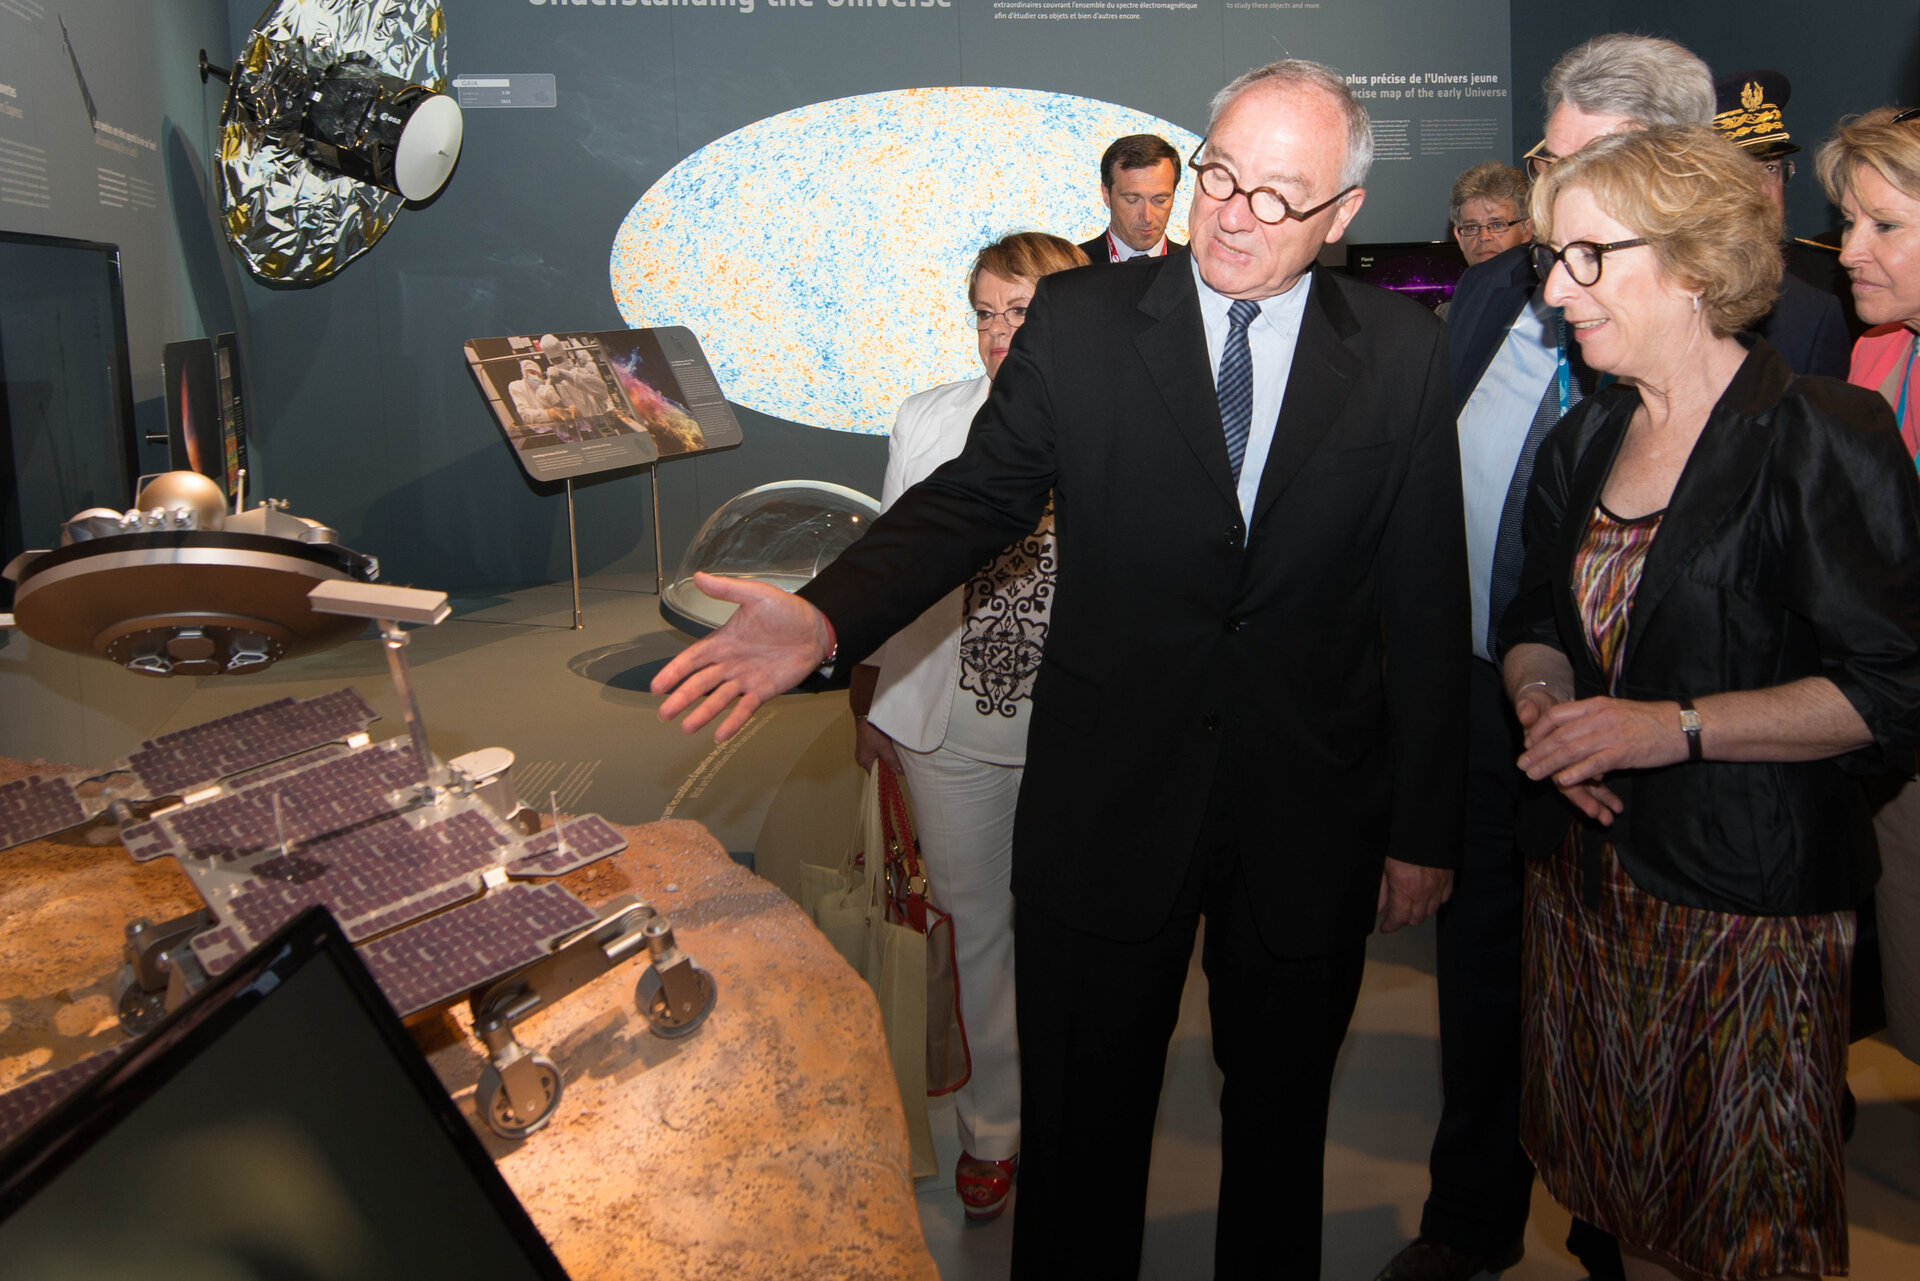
[850,232,1088,1222]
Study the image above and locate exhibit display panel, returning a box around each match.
[661,480,880,635]
[465,326,743,483]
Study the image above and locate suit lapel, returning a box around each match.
[1133,255,1240,510]
[1618,347,1785,677]
[1251,268,1362,526]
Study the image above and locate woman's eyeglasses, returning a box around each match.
[1531,238,1649,286]
[967,306,1028,331]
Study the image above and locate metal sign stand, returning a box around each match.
[562,463,665,632]
[564,478,583,630]
[651,465,664,595]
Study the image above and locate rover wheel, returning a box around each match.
[112,965,166,1035]
[637,964,717,1039]
[476,1054,562,1139]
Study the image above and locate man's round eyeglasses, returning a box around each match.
[1186,149,1356,225]
[1531,238,1649,287]
[968,306,1028,331]
[1456,218,1526,239]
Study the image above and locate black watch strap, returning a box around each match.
[1677,696,1703,763]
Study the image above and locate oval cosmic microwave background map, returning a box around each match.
[610,88,1201,435]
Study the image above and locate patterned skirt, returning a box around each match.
[1520,834,1853,1279]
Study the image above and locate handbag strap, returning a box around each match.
[876,761,931,932]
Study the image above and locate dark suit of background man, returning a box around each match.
[1078,132,1184,263]
[1376,34,1848,1281]
[653,60,1468,1279]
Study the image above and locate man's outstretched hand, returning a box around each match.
[651,572,834,741]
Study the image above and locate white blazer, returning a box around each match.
[866,375,991,753]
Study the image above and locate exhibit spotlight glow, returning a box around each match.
[610,88,1200,434]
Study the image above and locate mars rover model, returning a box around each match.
[1,476,715,1141]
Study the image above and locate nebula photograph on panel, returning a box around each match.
[595,329,707,456]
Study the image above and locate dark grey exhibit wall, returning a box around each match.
[6,1,1915,599]
[218,0,1511,591]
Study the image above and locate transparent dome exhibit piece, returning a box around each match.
[661,481,880,637]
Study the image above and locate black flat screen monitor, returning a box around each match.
[0,908,571,1281]
[0,231,140,612]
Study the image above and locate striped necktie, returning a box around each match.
[1218,299,1261,483]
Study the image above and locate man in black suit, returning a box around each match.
[1078,133,1184,263]
[655,59,1466,1279]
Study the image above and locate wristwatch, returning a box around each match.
[1677,697,1703,763]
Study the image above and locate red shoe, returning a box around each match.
[955,1152,1017,1222]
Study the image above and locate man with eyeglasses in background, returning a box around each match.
[1438,161,1531,318]
[1377,33,1714,1281]
[1713,68,1862,346]
[1078,133,1184,263]
[1449,162,1532,268]
[652,58,1467,1280]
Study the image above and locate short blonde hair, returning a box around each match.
[970,232,1089,298]
[1530,125,1781,338]
[1816,107,1920,207]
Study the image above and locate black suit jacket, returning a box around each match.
[1502,342,1920,914]
[1076,232,1183,264]
[1754,269,1851,379]
[800,252,1468,950]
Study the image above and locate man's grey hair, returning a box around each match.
[1208,59,1375,191]
[1449,161,1531,226]
[1543,34,1714,132]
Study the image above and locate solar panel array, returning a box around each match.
[0,1046,123,1150]
[3,689,638,1031]
[201,809,511,963]
[123,740,428,865]
[125,689,377,797]
[507,814,627,878]
[0,773,90,852]
[359,883,600,1017]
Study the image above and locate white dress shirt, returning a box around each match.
[1192,257,1314,521]
[1456,288,1559,662]
[1108,232,1170,261]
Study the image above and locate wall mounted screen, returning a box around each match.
[0,231,138,609]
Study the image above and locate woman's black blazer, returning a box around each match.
[1500,341,1920,915]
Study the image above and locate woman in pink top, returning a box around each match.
[1819,106,1920,1066]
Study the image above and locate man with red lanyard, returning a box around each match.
[1078,134,1183,263]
